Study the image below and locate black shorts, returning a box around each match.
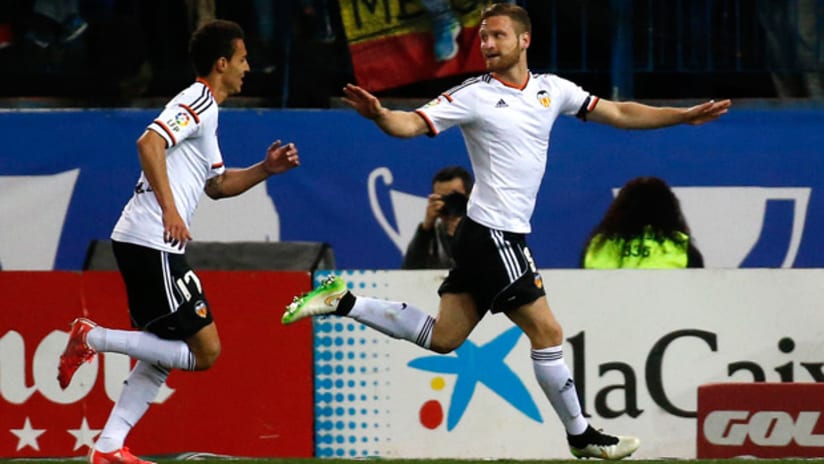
[438,217,546,315]
[112,240,213,340]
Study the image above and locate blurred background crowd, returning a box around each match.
[0,0,822,108]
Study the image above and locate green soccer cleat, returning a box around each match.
[282,275,348,325]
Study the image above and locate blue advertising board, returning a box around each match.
[1,107,822,270]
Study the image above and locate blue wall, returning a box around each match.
[1,107,822,269]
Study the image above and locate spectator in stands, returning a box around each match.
[421,0,461,61]
[0,21,11,50]
[757,0,824,98]
[25,0,87,48]
[57,20,300,464]
[581,176,704,269]
[402,165,473,269]
[186,0,216,31]
[421,0,515,62]
[282,3,729,459]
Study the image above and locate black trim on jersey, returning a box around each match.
[188,84,209,111]
[189,84,214,115]
[150,120,176,147]
[193,96,214,115]
[178,103,200,124]
[443,75,486,98]
[576,96,593,121]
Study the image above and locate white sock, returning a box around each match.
[94,361,169,453]
[87,327,196,371]
[348,296,435,349]
[532,345,589,435]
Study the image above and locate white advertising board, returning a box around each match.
[312,269,824,459]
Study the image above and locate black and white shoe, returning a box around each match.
[568,425,640,460]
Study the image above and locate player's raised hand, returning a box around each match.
[684,99,732,125]
[342,83,385,120]
[263,140,300,175]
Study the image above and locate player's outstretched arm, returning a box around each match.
[205,140,299,200]
[588,98,732,129]
[681,99,732,125]
[342,83,428,138]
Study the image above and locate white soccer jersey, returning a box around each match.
[111,79,226,253]
[416,72,597,233]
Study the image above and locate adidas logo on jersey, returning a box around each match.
[495,98,508,108]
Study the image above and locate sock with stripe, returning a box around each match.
[94,361,169,453]
[532,345,589,435]
[347,296,435,349]
[86,327,196,371]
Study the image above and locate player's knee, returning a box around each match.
[544,322,564,345]
[429,343,454,354]
[429,337,462,354]
[193,344,221,370]
[530,326,563,348]
[429,324,469,354]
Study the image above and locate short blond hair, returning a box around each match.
[481,3,532,35]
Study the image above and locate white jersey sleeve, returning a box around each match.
[414,76,482,136]
[549,74,599,119]
[148,103,203,149]
[112,80,224,252]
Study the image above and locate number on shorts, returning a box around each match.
[175,270,203,302]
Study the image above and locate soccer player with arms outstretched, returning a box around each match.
[282,3,729,460]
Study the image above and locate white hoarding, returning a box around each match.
[313,269,824,459]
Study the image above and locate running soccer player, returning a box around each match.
[282,3,730,460]
[57,20,300,464]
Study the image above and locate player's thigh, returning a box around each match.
[505,296,563,348]
[431,292,481,352]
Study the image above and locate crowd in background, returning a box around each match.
[0,0,822,107]
[0,0,351,106]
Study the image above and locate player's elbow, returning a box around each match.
[204,186,222,200]
[203,176,226,200]
[386,128,420,139]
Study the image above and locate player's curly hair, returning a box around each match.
[189,20,245,77]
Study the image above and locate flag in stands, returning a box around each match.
[339,0,488,91]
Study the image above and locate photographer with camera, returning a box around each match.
[402,165,473,269]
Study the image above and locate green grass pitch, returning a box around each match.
[7,459,824,464]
